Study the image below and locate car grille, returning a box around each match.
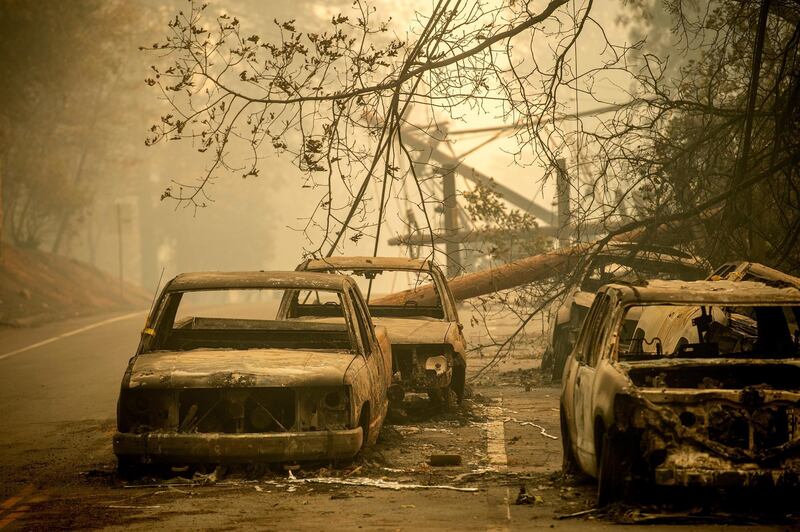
[178,388,296,433]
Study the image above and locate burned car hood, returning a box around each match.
[127,349,357,389]
[371,317,452,345]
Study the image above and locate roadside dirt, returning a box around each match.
[0,245,149,326]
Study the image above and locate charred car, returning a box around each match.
[114,271,391,474]
[542,242,706,381]
[560,279,800,505]
[289,257,467,408]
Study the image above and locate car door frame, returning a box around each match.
[567,292,611,474]
[345,283,389,436]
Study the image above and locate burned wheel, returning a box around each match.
[596,432,626,507]
[116,456,143,480]
[428,385,455,411]
[550,331,571,382]
[358,404,371,450]
[560,408,581,476]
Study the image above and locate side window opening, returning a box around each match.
[585,295,610,367]
[573,295,605,364]
[350,290,372,356]
[287,289,345,318]
[355,296,377,347]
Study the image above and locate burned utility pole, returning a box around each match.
[556,158,571,248]
[441,165,461,278]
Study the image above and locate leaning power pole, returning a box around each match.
[555,158,571,248]
[442,165,460,277]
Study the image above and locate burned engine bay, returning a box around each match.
[610,301,800,487]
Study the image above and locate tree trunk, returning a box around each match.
[51,144,90,254]
[373,244,590,306]
[373,224,687,305]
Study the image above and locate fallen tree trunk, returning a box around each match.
[373,244,590,306]
[372,225,668,306]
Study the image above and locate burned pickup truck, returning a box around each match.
[289,257,467,409]
[560,280,800,505]
[114,271,391,474]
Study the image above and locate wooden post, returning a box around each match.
[556,158,570,248]
[442,165,460,277]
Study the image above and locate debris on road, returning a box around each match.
[123,480,256,489]
[515,486,534,505]
[555,508,600,520]
[503,417,558,440]
[273,476,479,492]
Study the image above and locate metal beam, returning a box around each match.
[400,130,556,221]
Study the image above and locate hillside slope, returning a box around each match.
[0,246,150,326]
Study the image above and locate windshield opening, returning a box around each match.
[618,303,800,360]
[312,268,445,320]
[151,288,352,352]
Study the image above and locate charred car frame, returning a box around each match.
[560,280,800,505]
[114,271,391,473]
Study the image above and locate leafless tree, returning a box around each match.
[0,1,146,253]
[144,0,645,257]
[146,0,800,370]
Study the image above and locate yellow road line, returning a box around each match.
[0,484,34,511]
[0,484,35,529]
[0,505,30,529]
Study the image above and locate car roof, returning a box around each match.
[165,271,352,292]
[602,279,800,305]
[303,256,433,271]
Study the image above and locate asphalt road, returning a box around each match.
[0,311,794,530]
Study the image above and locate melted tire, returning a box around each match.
[560,409,581,476]
[117,456,143,481]
[429,385,455,412]
[550,332,571,382]
[596,432,625,507]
